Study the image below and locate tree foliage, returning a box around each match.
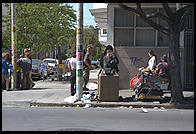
[66,25,105,60]
[2,3,76,56]
[83,25,105,60]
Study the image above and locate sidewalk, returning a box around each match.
[2,69,194,109]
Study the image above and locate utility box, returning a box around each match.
[98,71,119,101]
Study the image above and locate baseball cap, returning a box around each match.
[87,44,93,48]
[24,48,30,53]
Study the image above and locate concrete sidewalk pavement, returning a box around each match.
[2,69,194,109]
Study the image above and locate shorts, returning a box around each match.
[2,75,9,81]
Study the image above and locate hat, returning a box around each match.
[87,44,93,48]
[106,45,113,51]
[2,52,7,58]
[24,48,30,53]
[162,54,167,59]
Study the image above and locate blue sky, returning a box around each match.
[67,3,96,27]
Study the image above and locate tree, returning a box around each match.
[2,3,76,60]
[83,25,105,60]
[118,3,194,104]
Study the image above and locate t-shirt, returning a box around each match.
[147,56,156,71]
[83,51,91,69]
[69,57,77,70]
[40,63,47,72]
[18,57,31,72]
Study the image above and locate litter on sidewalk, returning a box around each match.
[83,104,91,108]
[86,82,98,90]
[64,95,78,103]
[141,107,148,113]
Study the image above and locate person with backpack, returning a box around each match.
[83,44,93,91]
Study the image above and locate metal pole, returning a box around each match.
[76,3,83,100]
[11,3,17,89]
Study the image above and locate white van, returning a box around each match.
[43,58,59,75]
[43,58,59,67]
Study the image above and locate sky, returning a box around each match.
[67,3,97,27]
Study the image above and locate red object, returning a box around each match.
[130,76,141,88]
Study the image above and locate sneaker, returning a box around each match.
[7,89,12,91]
[32,83,35,88]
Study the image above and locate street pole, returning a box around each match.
[76,3,83,100]
[11,3,17,89]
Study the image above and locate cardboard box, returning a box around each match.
[98,71,119,101]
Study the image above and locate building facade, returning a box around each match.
[90,3,194,90]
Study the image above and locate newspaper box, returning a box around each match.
[98,70,119,101]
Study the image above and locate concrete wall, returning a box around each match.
[115,47,185,90]
[107,4,114,46]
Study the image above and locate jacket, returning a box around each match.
[2,58,13,75]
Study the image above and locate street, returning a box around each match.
[2,107,194,131]
[2,69,194,131]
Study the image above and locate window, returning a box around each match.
[103,29,107,34]
[136,8,157,27]
[158,31,169,46]
[114,7,170,47]
[114,29,134,46]
[136,29,156,46]
[114,8,134,27]
[159,8,169,27]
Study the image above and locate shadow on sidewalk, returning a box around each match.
[117,96,194,105]
[13,88,49,91]
[118,96,171,103]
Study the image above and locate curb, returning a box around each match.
[30,101,194,109]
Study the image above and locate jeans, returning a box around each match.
[21,71,31,89]
[70,69,76,96]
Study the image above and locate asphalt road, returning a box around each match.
[2,107,194,131]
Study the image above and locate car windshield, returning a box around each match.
[44,60,56,64]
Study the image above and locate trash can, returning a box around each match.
[98,70,119,101]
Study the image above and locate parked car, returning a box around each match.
[31,59,42,80]
[43,58,59,76]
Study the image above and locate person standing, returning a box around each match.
[2,52,13,91]
[83,44,93,91]
[40,61,48,81]
[68,52,77,96]
[17,49,32,89]
[27,50,35,88]
[103,48,119,75]
[100,45,113,68]
[15,55,23,89]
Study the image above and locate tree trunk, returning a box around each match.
[168,25,184,104]
[58,46,62,64]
